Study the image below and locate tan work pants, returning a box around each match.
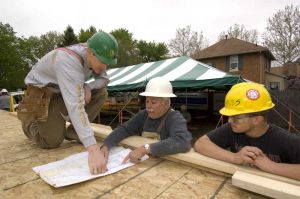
[21,88,107,149]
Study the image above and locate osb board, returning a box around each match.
[156,168,226,199]
[0,111,268,198]
[99,161,196,199]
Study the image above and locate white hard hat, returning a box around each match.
[139,77,177,98]
[1,89,8,93]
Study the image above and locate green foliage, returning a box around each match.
[0,22,27,91]
[110,28,140,68]
[137,40,168,62]
[40,31,63,55]
[60,25,78,47]
[78,26,97,42]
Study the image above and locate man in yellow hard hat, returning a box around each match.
[194,82,300,180]
[101,77,192,164]
[17,31,118,175]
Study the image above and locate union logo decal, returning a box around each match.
[246,89,260,100]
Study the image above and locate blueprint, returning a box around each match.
[33,146,148,187]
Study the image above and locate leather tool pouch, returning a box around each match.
[17,85,53,123]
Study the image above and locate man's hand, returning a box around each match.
[83,84,92,105]
[253,153,275,173]
[233,146,263,165]
[87,144,107,175]
[122,146,147,164]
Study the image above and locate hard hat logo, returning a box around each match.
[108,49,116,59]
[87,31,118,65]
[246,89,260,100]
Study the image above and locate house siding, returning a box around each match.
[197,52,271,84]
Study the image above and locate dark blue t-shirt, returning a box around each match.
[207,123,300,163]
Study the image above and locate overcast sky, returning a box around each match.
[1,0,299,45]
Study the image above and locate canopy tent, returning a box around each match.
[105,56,244,92]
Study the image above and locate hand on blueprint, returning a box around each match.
[88,144,107,175]
[122,146,147,164]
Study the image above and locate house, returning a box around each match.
[192,38,285,90]
[271,59,300,78]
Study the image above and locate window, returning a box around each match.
[269,82,280,90]
[229,55,238,71]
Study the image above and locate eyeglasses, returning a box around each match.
[228,113,261,124]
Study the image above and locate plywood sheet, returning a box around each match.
[98,161,193,199]
[158,168,226,199]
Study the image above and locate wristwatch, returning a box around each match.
[144,144,151,153]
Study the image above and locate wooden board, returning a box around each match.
[91,123,300,187]
[232,171,300,199]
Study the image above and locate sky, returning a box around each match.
[1,0,299,45]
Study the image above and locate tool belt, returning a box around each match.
[17,85,54,123]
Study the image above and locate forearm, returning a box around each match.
[103,126,134,149]
[265,163,300,180]
[194,136,236,164]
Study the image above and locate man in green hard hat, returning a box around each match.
[17,31,118,175]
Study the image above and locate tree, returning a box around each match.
[110,28,140,68]
[218,24,259,43]
[168,25,208,56]
[78,26,97,43]
[39,31,63,56]
[262,5,300,65]
[0,22,27,90]
[137,40,168,62]
[60,25,78,47]
[18,36,41,69]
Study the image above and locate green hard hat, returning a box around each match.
[87,31,118,65]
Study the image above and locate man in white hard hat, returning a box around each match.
[0,89,11,111]
[101,77,192,163]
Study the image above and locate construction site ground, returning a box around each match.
[0,110,267,199]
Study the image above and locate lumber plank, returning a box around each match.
[232,171,300,199]
[91,123,300,186]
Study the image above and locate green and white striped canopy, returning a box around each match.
[106,56,243,91]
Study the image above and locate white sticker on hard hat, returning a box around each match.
[246,89,260,100]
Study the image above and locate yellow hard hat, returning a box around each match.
[219,82,275,116]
